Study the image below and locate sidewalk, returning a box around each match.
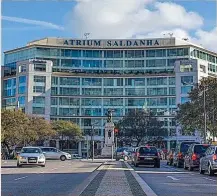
[74,161,150,196]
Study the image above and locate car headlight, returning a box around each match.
[39,155,45,159]
[20,156,27,159]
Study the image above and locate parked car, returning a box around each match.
[166,148,175,165]
[133,146,160,168]
[200,145,217,176]
[173,141,200,168]
[17,147,46,167]
[115,147,132,161]
[40,147,71,161]
[184,144,210,171]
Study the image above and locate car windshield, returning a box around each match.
[117,147,129,152]
[139,147,157,154]
[180,143,196,153]
[194,145,210,154]
[21,148,42,154]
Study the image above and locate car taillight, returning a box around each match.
[213,154,217,161]
[192,153,197,161]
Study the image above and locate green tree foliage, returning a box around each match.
[177,77,217,139]
[52,120,82,141]
[1,109,55,150]
[117,110,164,146]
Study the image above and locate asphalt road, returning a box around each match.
[132,160,217,196]
[1,159,103,196]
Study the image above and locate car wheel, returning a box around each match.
[184,162,188,170]
[199,165,205,174]
[156,161,160,168]
[170,160,173,166]
[208,164,214,176]
[41,164,45,167]
[166,161,169,165]
[60,155,66,161]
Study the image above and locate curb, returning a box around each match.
[70,161,106,196]
[125,162,158,196]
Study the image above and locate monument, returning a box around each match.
[101,110,115,157]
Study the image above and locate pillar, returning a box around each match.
[78,141,82,156]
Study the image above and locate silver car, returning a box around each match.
[17,147,46,167]
[200,145,217,176]
[40,147,71,161]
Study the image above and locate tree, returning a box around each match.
[52,120,82,150]
[177,77,217,140]
[117,110,164,147]
[1,109,29,150]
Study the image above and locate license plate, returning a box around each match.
[145,157,153,160]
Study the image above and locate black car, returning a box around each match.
[133,146,160,168]
[184,144,210,171]
[173,141,200,168]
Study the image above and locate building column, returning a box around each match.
[78,141,82,156]
[56,139,60,149]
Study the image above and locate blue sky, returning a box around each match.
[2,0,216,59]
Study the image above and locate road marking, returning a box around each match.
[14,176,28,181]
[162,183,217,187]
[167,176,180,181]
[136,171,188,174]
[203,177,216,182]
[61,166,65,167]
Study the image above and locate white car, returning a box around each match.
[40,147,71,161]
[17,147,46,167]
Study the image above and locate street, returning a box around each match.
[1,159,103,196]
[132,160,217,196]
[1,159,217,196]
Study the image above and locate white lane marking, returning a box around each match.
[136,171,188,174]
[51,168,58,171]
[203,177,216,182]
[14,176,28,181]
[167,176,180,181]
[162,183,217,187]
[61,166,65,167]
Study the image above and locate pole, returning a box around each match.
[203,86,207,143]
[92,140,94,161]
[111,143,113,161]
[91,125,94,161]
[86,135,88,160]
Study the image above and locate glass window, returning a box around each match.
[147,77,167,85]
[34,63,46,72]
[83,60,102,68]
[59,108,79,116]
[19,65,26,73]
[104,50,123,58]
[81,108,101,116]
[18,86,26,94]
[104,79,114,86]
[125,60,144,68]
[59,97,80,106]
[61,59,81,67]
[61,49,81,57]
[51,87,58,95]
[104,88,123,96]
[82,98,101,106]
[34,76,46,83]
[168,49,177,56]
[51,97,58,105]
[82,88,101,96]
[181,86,193,94]
[60,77,80,85]
[51,107,58,115]
[126,98,146,106]
[181,76,193,85]
[83,50,102,58]
[32,107,45,114]
[82,78,102,86]
[33,96,45,104]
[169,98,176,105]
[59,87,80,95]
[169,87,176,95]
[104,60,123,68]
[146,50,155,57]
[52,77,58,85]
[103,98,123,106]
[169,77,175,85]
[19,76,26,84]
[125,50,144,58]
[125,88,146,96]
[147,88,167,95]
[146,59,166,67]
[18,96,25,106]
[147,98,167,106]
[33,86,45,93]
[181,97,190,104]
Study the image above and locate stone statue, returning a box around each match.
[107,110,113,123]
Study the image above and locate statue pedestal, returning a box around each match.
[101,122,115,157]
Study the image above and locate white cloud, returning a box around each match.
[66,0,216,52]
[2,16,64,30]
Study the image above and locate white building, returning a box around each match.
[2,37,217,155]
